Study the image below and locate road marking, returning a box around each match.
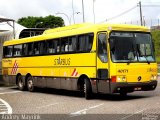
[0,99,12,114]
[37,103,59,109]
[0,87,16,91]
[0,91,22,95]
[70,103,104,117]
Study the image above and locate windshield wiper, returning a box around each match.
[143,55,150,64]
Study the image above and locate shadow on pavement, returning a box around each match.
[11,87,152,101]
[0,75,4,86]
[93,93,150,101]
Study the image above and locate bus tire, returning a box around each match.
[84,78,92,100]
[27,76,35,92]
[120,92,127,97]
[17,75,25,91]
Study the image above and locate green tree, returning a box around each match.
[151,30,160,57]
[17,15,64,28]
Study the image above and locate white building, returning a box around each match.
[0,17,26,63]
[0,16,45,71]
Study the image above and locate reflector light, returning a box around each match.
[111,76,116,82]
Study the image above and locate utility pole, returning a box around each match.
[138,1,143,26]
[82,0,85,22]
[93,0,96,23]
[72,0,75,24]
[13,20,15,39]
[143,16,145,26]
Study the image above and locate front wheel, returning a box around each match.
[120,92,127,97]
[84,78,92,100]
[27,76,35,92]
[17,75,25,91]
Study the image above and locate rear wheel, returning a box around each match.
[17,75,25,91]
[27,76,35,92]
[84,78,92,100]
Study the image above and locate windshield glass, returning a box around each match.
[109,32,155,63]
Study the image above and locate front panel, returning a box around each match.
[96,32,110,93]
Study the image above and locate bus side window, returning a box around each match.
[34,42,40,55]
[28,42,34,55]
[3,47,7,58]
[13,44,22,57]
[68,36,76,52]
[61,37,69,53]
[46,39,59,54]
[22,44,28,56]
[56,40,60,53]
[78,35,86,52]
[53,40,57,53]
[77,33,94,52]
[46,40,53,54]
[86,33,94,51]
[98,33,108,63]
[39,41,46,54]
[3,46,13,58]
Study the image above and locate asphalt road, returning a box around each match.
[0,76,160,120]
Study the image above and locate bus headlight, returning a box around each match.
[151,75,157,80]
[122,76,126,81]
[117,76,127,82]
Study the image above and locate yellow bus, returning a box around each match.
[2,23,158,99]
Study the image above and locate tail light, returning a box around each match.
[111,76,116,82]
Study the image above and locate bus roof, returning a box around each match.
[43,23,150,34]
[3,23,150,46]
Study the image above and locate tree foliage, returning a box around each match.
[151,30,160,57]
[17,15,64,28]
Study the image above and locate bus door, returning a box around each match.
[96,32,110,93]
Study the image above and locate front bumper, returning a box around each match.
[110,80,157,93]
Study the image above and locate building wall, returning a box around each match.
[0,31,14,77]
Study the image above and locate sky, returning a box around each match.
[0,0,160,26]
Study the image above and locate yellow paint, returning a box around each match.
[2,23,157,84]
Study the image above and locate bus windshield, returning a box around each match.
[109,32,155,63]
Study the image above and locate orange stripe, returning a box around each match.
[11,60,16,74]
[75,72,78,76]
[71,68,76,76]
[13,63,18,74]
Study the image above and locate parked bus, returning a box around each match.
[2,23,158,99]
